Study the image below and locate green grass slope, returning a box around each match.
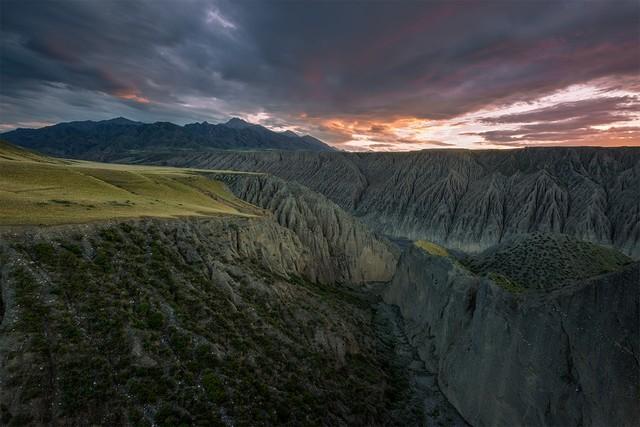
[0,141,261,225]
[414,240,450,257]
[0,140,66,164]
[462,232,633,290]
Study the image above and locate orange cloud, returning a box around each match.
[289,79,640,151]
[307,116,454,151]
[114,90,151,104]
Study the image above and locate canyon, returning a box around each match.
[0,139,638,426]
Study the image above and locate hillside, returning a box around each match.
[0,142,450,425]
[0,218,416,425]
[0,117,335,158]
[461,232,633,290]
[0,141,261,225]
[125,148,640,257]
[213,173,398,284]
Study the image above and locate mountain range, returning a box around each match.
[0,117,335,158]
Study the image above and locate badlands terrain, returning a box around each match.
[0,122,638,426]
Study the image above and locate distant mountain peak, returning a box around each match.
[103,117,140,125]
[282,130,298,137]
[225,117,252,129]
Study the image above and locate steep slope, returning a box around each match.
[213,173,397,284]
[0,117,335,158]
[129,147,640,257]
[0,144,415,425]
[0,218,406,426]
[384,242,639,427]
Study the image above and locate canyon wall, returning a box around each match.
[133,147,640,257]
[384,245,640,426]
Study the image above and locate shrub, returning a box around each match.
[147,310,164,329]
[488,272,525,293]
[60,242,83,257]
[202,369,226,402]
[99,227,122,243]
[33,242,55,263]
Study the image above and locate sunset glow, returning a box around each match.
[239,79,640,151]
[1,0,638,150]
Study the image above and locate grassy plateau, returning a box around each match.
[0,140,261,225]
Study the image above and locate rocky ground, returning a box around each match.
[0,217,474,426]
[0,218,397,426]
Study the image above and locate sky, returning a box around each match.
[1,0,639,151]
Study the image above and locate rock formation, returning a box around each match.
[384,242,640,426]
[1,137,637,426]
[131,147,640,257]
[212,173,398,284]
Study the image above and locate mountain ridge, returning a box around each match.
[0,117,337,157]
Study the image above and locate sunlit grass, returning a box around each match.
[0,140,261,225]
[414,240,449,257]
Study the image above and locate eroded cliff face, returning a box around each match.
[0,216,404,426]
[384,246,640,427]
[131,148,640,257]
[212,173,398,284]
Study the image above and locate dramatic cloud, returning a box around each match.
[467,93,640,145]
[479,97,639,125]
[1,0,639,149]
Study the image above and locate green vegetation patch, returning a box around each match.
[463,232,633,290]
[0,221,408,426]
[0,140,261,225]
[487,272,526,294]
[414,240,449,257]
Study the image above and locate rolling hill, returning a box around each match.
[0,140,261,225]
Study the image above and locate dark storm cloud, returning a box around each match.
[0,0,258,123]
[1,0,639,146]
[222,0,639,119]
